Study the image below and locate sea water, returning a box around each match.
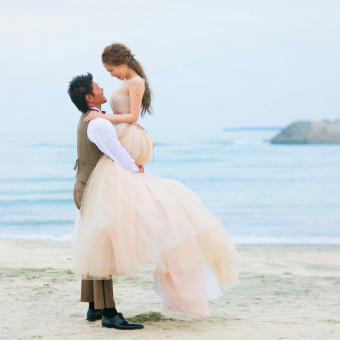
[1,127,339,244]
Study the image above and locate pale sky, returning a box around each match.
[1,0,339,133]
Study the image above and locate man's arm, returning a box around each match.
[87,118,139,173]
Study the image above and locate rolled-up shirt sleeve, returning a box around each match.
[87,118,139,173]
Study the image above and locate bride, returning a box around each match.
[73,43,239,317]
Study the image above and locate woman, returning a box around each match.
[73,43,239,317]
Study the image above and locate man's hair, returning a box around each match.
[68,73,93,113]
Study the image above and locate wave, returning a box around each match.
[0,190,72,195]
[1,232,339,244]
[30,143,75,149]
[223,126,282,131]
[231,140,269,146]
[0,219,74,227]
[0,177,74,183]
[0,233,74,242]
[0,198,73,206]
[231,235,340,245]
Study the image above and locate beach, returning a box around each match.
[1,238,339,339]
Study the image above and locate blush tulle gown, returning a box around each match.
[72,77,239,317]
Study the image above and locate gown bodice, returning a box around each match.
[110,77,145,113]
[109,77,153,166]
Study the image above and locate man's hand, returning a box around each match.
[138,165,144,173]
[135,123,146,132]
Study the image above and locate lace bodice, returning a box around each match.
[110,77,145,114]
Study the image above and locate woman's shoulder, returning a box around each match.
[127,76,145,85]
[126,76,145,93]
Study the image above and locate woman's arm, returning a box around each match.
[84,79,144,123]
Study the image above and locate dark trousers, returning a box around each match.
[74,180,116,309]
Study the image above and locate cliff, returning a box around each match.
[270,120,340,144]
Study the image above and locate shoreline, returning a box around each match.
[2,235,340,246]
[1,238,339,339]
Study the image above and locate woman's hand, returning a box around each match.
[84,111,104,122]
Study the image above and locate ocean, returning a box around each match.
[1,127,339,244]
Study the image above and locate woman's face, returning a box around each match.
[103,63,126,80]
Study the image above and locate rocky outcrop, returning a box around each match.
[270,120,340,144]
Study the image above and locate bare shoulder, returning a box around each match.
[129,76,145,83]
[129,76,145,87]
[128,76,145,94]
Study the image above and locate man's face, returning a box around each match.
[86,81,107,107]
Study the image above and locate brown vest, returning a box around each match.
[74,111,103,184]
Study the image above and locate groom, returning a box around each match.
[68,73,144,330]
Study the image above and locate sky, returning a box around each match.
[0,0,339,133]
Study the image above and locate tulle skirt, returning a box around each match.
[72,156,239,317]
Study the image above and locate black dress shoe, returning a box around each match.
[102,312,144,330]
[86,309,103,322]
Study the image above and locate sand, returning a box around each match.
[0,238,339,339]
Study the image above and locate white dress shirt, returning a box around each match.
[87,107,139,173]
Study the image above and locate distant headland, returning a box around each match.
[270,120,340,144]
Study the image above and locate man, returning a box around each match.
[68,73,144,330]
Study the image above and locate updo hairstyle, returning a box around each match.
[102,43,152,117]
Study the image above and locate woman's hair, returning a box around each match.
[102,43,152,117]
[68,73,93,113]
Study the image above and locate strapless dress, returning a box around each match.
[72,77,239,317]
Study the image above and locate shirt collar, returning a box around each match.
[89,107,103,113]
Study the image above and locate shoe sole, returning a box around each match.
[87,316,102,322]
[102,324,144,330]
